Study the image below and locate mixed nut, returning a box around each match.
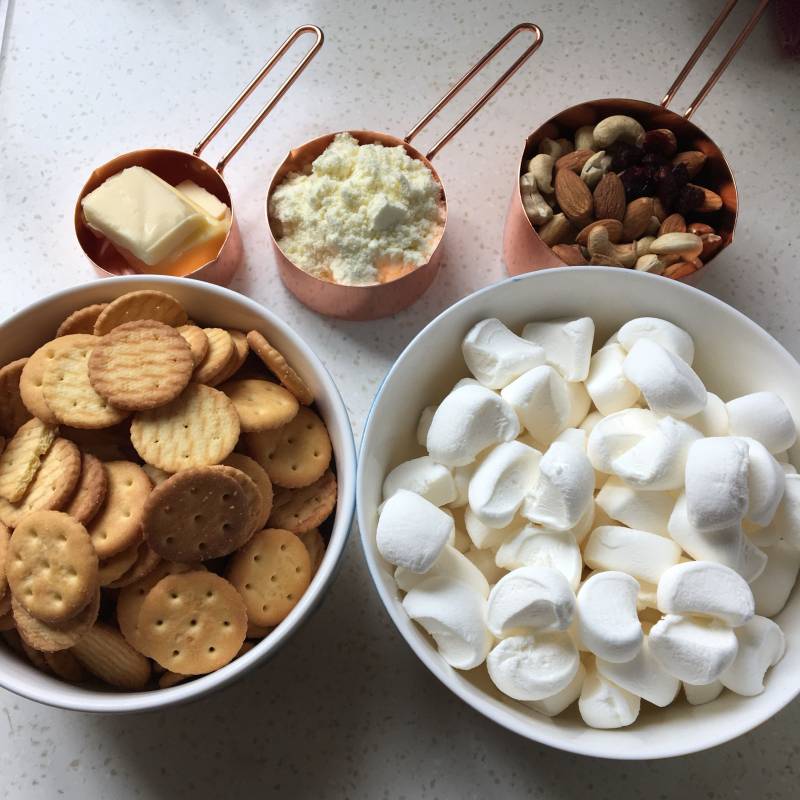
[520,114,724,279]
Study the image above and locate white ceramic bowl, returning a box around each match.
[358,267,800,760]
[0,275,356,713]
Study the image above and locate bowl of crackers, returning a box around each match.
[0,276,356,712]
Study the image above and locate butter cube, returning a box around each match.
[176,180,229,221]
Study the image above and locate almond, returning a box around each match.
[699,233,723,261]
[537,213,574,246]
[554,169,593,225]
[622,197,654,240]
[555,149,594,173]
[687,222,715,236]
[551,244,585,266]
[672,151,706,178]
[593,173,626,221]
[576,218,623,246]
[652,197,667,222]
[658,213,686,236]
[664,261,699,280]
[690,184,723,213]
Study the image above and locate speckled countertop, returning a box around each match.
[1,0,800,796]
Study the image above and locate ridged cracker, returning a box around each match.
[56,303,108,337]
[87,461,150,558]
[177,325,209,366]
[141,463,172,486]
[0,358,32,436]
[93,290,188,336]
[268,470,337,533]
[193,328,233,385]
[226,528,311,626]
[70,623,151,689]
[64,453,107,525]
[209,330,249,386]
[222,453,273,530]
[137,571,247,674]
[13,589,100,652]
[98,542,140,586]
[6,510,98,624]
[246,330,313,405]
[88,320,194,411]
[245,407,331,488]
[43,649,88,682]
[130,383,240,472]
[299,528,326,575]
[221,379,299,432]
[0,418,58,502]
[60,422,137,463]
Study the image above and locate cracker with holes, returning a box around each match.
[299,528,326,575]
[221,379,299,432]
[88,320,194,411]
[13,588,100,652]
[87,461,150,558]
[245,407,331,489]
[246,330,313,405]
[93,290,188,336]
[0,418,57,502]
[60,422,137,463]
[106,542,162,589]
[136,571,247,674]
[193,328,233,384]
[209,465,261,536]
[226,528,311,626]
[268,470,337,533]
[97,543,140,586]
[130,383,239,472]
[210,330,249,386]
[56,303,108,337]
[6,510,98,624]
[64,453,107,525]
[223,453,273,530]
[177,325,209,366]
[0,358,32,436]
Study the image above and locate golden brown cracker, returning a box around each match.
[299,528,326,575]
[221,379,299,432]
[177,325,209,366]
[70,623,151,689]
[0,521,9,600]
[246,621,272,639]
[106,543,162,589]
[222,453,273,531]
[246,330,313,405]
[98,543,140,586]
[60,422,136,463]
[13,589,100,652]
[0,610,15,631]
[268,471,337,533]
[141,463,171,486]
[20,639,52,673]
[0,358,32,436]
[43,649,88,682]
[209,330,249,386]
[158,670,190,689]
[56,303,108,337]
[193,328,233,385]
[209,464,261,535]
[93,290,188,336]
[0,418,57,503]
[63,453,107,525]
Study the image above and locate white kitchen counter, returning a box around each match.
[1,0,799,796]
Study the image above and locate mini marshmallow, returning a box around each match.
[615,317,695,364]
[469,441,541,528]
[740,536,768,583]
[743,438,785,527]
[750,543,800,617]
[584,526,682,585]
[376,490,453,573]
[610,416,701,491]
[597,637,680,707]
[648,614,739,685]
[587,408,659,474]
[685,437,750,532]
[521,442,594,531]
[463,506,522,550]
[554,427,588,452]
[720,615,785,696]
[487,566,575,637]
[525,663,585,717]
[657,561,754,627]
[451,461,480,508]
[464,546,507,585]
[585,344,641,415]
[684,680,724,706]
[462,318,545,389]
[427,384,520,467]
[743,517,780,548]
[495,527,582,590]
[500,365,570,446]
[576,571,643,663]
[637,580,658,610]
[595,476,674,536]
[394,545,490,598]
[569,501,596,546]
[566,381,592,428]
[781,462,798,475]
[578,667,641,729]
[686,392,729,437]
[382,456,457,507]
[487,632,579,701]
[726,392,797,454]
[768,473,800,552]
[416,405,437,447]
[521,316,595,381]
[622,338,707,418]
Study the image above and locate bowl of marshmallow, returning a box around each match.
[357,266,800,759]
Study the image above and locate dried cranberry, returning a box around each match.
[641,151,668,169]
[620,166,655,200]
[608,141,643,172]
[675,184,704,215]
[670,162,689,189]
[655,166,678,212]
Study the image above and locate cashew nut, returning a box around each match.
[538,212,573,246]
[635,254,665,274]
[520,173,553,226]
[593,115,645,148]
[580,150,611,188]
[635,236,656,258]
[526,154,554,194]
[650,232,703,258]
[574,125,596,151]
[587,226,636,268]
[538,137,564,159]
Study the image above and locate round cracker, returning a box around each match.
[98,542,140,586]
[193,329,233,385]
[177,325,209,366]
[245,407,331,488]
[56,303,108,337]
[222,453,273,530]
[0,522,9,600]
[221,379,299,432]
[64,453,107,525]
[70,623,151,689]
[0,610,15,631]
[246,620,272,639]
[88,320,194,411]
[0,418,58,503]
[141,463,172,486]
[209,330,249,387]
[6,510,98,624]
[226,528,311,626]
[268,470,337,533]
[130,383,240,472]
[105,542,162,589]
[137,571,247,674]
[93,290,188,336]
[0,591,11,617]
[298,528,326,575]
[246,331,313,405]
[60,422,137,463]
[0,358,32,436]
[43,649,88,682]
[12,588,100,652]
[208,465,261,536]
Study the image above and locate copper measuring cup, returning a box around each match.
[74,25,324,286]
[266,23,543,321]
[503,0,769,280]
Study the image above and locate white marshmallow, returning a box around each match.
[750,542,800,617]
[686,392,729,437]
[427,384,520,467]
[740,536,768,583]
[487,566,575,637]
[521,316,595,381]
[768,473,800,552]
[579,410,604,435]
[402,575,492,670]
[566,381,592,428]
[569,501,596,545]
[743,517,779,548]
[495,526,582,590]
[684,680,724,706]
[464,546,507,585]
[578,667,641,729]
[463,506,522,550]
[597,637,680,707]
[521,442,594,531]
[462,318,545,389]
[382,456,457,507]
[615,317,695,364]
[450,461,480,508]
[576,571,643,663]
[376,490,453,573]
[583,526,681,585]
[656,561,754,627]
[500,365,570,446]
[781,462,798,475]
[637,580,658,610]
[685,437,750,532]
[587,408,658,473]
[743,438,785,526]
[595,476,673,535]
[453,377,481,389]
[610,416,701,491]
[416,405,437,448]
[622,338,707,418]
[649,614,738,684]
[525,663,585,717]
[469,441,541,528]
[720,615,785,696]
[726,392,797,454]
[487,632,579,701]
[554,427,587,452]
[394,545,490,598]
[585,344,641,415]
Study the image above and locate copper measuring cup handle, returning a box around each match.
[193,24,324,172]
[403,22,543,161]
[660,0,770,120]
